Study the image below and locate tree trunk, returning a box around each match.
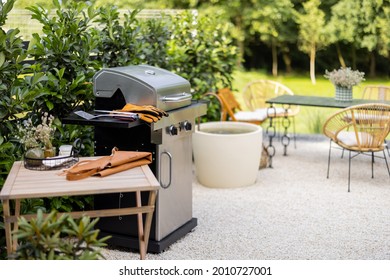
[369,51,376,77]
[282,50,292,74]
[234,15,244,68]
[237,38,245,68]
[271,39,278,77]
[351,44,357,69]
[310,44,316,85]
[336,43,346,67]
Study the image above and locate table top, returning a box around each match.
[0,158,160,200]
[266,95,390,108]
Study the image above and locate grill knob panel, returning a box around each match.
[168,125,178,136]
[181,121,192,131]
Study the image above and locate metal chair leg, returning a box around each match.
[371,152,374,179]
[384,150,390,177]
[327,140,332,179]
[348,150,351,192]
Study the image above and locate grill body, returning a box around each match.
[64,65,206,252]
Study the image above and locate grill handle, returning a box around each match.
[161,92,192,103]
[159,151,172,189]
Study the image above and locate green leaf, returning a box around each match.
[46,100,54,111]
[0,52,5,68]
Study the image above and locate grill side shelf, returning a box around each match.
[63,101,207,130]
[62,112,143,128]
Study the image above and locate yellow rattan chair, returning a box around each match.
[362,85,390,156]
[361,85,390,101]
[323,103,390,192]
[242,80,299,147]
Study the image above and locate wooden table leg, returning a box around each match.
[2,199,12,255]
[135,191,146,260]
[143,190,157,256]
[135,190,157,260]
[12,199,21,252]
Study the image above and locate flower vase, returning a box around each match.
[335,86,353,101]
[25,148,45,167]
[44,147,56,158]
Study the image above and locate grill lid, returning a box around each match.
[93,65,192,111]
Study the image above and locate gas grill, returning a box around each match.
[64,65,207,253]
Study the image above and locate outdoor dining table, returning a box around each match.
[265,95,390,167]
[0,158,159,260]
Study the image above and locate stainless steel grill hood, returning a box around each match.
[93,65,192,112]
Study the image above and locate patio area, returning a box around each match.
[102,135,390,260]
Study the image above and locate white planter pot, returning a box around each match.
[192,121,262,188]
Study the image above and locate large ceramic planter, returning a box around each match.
[192,121,262,188]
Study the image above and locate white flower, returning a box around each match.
[16,112,56,150]
[324,67,365,89]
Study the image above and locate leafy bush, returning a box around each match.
[167,11,238,98]
[0,0,28,257]
[9,209,109,260]
[26,0,100,118]
[307,110,326,134]
[0,0,28,146]
[95,7,144,67]
[166,11,238,121]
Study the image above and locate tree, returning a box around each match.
[294,0,329,84]
[326,0,390,77]
[248,0,296,76]
[327,0,360,68]
[357,0,389,77]
[191,0,252,69]
[377,2,390,61]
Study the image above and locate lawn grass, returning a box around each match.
[231,69,390,135]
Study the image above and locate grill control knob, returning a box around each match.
[168,125,178,136]
[182,121,192,131]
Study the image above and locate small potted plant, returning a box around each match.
[16,112,57,166]
[324,67,365,101]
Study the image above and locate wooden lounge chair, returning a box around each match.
[215,88,269,125]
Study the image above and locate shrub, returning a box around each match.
[0,0,28,258]
[26,0,100,118]
[166,11,238,121]
[10,209,110,260]
[167,11,238,98]
[95,7,144,67]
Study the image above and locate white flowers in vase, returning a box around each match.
[324,67,365,89]
[16,112,56,156]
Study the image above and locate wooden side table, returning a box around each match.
[0,159,159,260]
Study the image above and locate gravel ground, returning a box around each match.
[101,136,390,260]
